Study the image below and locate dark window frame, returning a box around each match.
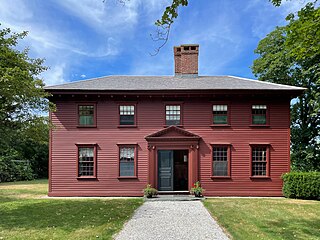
[212,104,230,126]
[118,103,137,127]
[211,144,231,178]
[165,103,183,127]
[77,103,97,128]
[117,144,138,179]
[76,144,97,179]
[250,144,270,178]
[251,104,269,126]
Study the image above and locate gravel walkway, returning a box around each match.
[114,201,230,240]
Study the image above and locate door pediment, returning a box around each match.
[145,126,201,142]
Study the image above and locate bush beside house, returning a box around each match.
[0,159,34,182]
[282,172,320,200]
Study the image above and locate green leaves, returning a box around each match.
[282,172,320,199]
[0,25,52,179]
[252,2,320,171]
[0,26,51,128]
[155,0,188,26]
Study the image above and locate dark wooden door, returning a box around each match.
[158,150,174,191]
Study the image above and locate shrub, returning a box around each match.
[143,184,158,198]
[190,181,204,197]
[0,158,34,182]
[282,172,320,200]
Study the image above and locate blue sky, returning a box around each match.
[0,0,310,86]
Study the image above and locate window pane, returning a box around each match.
[213,161,228,176]
[120,115,135,125]
[213,105,227,111]
[120,162,134,176]
[252,105,267,109]
[80,115,94,125]
[120,147,135,176]
[78,147,94,176]
[252,115,266,124]
[213,115,228,124]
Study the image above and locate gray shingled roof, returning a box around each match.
[44,75,304,91]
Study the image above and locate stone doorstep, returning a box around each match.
[145,194,205,201]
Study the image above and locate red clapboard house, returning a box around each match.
[45,44,304,197]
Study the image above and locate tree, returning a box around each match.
[0,26,52,180]
[252,2,320,171]
[150,0,298,54]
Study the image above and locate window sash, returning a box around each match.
[78,147,95,177]
[252,162,267,176]
[252,105,267,125]
[120,115,135,125]
[166,105,181,125]
[119,147,135,176]
[213,161,228,176]
[212,146,229,176]
[213,115,228,124]
[120,105,135,115]
[79,105,94,126]
[119,105,135,125]
[213,105,228,124]
[251,147,268,176]
[252,115,267,124]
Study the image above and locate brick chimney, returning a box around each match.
[174,44,199,77]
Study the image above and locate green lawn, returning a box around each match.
[0,180,143,240]
[204,198,320,240]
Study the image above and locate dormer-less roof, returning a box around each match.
[45,75,304,93]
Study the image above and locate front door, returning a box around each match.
[158,150,173,191]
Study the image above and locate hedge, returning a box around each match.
[0,159,34,183]
[282,172,320,200]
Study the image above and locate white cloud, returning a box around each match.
[55,0,139,34]
[80,74,86,78]
[0,0,33,22]
[42,64,66,86]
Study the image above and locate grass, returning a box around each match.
[204,198,320,240]
[0,179,143,240]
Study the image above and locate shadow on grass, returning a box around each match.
[264,218,320,239]
[0,199,142,234]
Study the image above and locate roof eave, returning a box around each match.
[44,88,305,97]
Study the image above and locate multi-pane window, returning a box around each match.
[252,105,267,124]
[120,147,135,176]
[78,147,95,177]
[212,146,229,176]
[252,146,268,176]
[166,105,181,126]
[120,105,135,125]
[213,105,228,124]
[79,105,95,126]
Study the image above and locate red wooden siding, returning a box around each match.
[49,96,290,197]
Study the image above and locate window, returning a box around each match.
[78,104,95,126]
[77,145,96,178]
[119,146,136,177]
[212,145,230,177]
[119,105,135,125]
[251,146,269,177]
[252,105,267,125]
[166,105,181,126]
[213,105,228,124]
